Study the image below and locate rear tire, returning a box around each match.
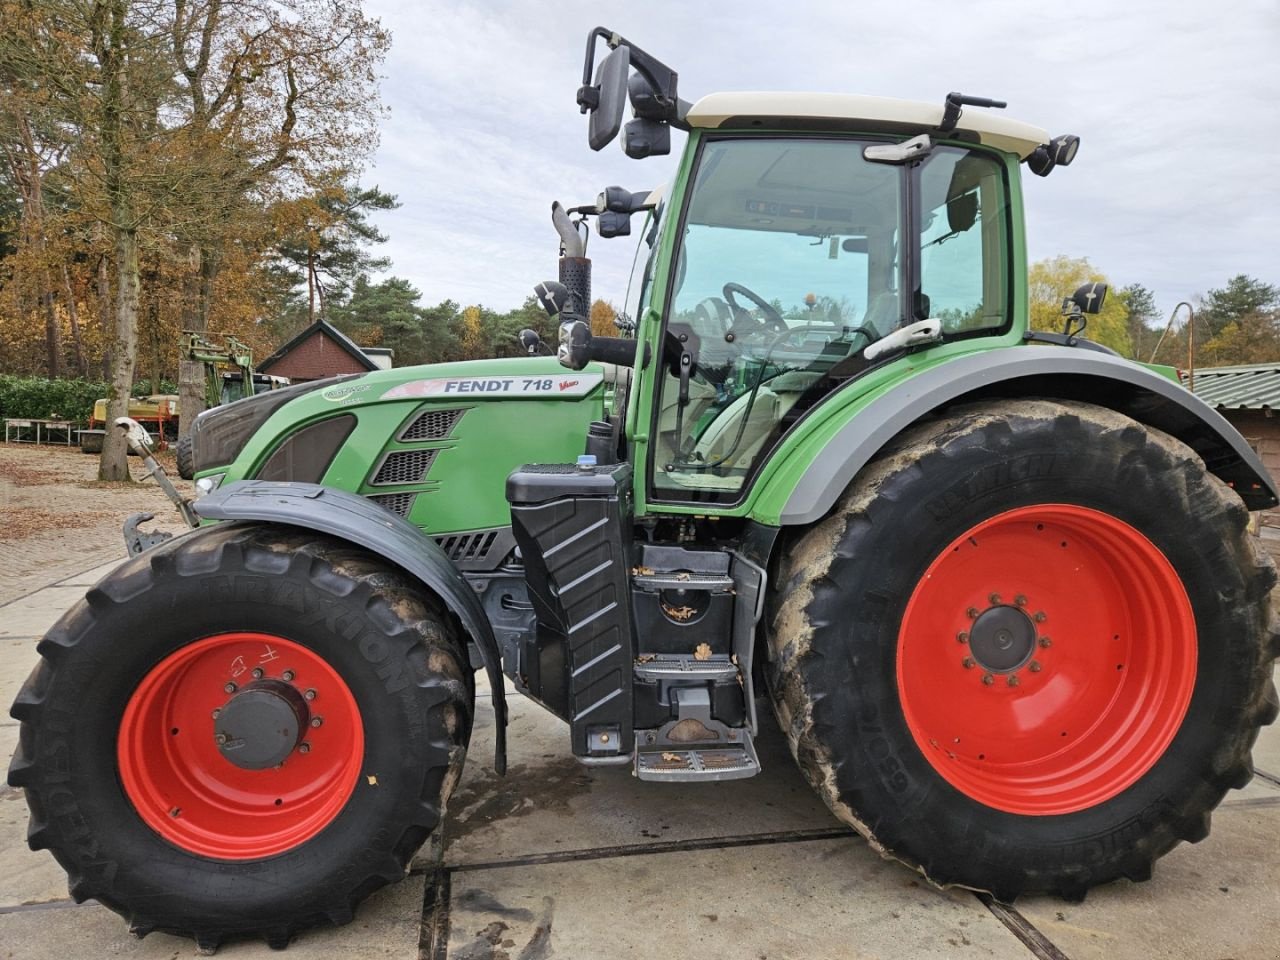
[174,433,194,479]
[766,399,1279,901]
[8,522,473,949]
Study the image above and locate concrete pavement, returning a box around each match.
[2,553,1278,959]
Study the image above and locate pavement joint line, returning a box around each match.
[1219,795,1280,809]
[0,554,122,610]
[416,821,451,960]
[977,893,1073,960]
[417,868,452,960]
[0,898,94,916]
[431,826,858,875]
[1253,767,1280,789]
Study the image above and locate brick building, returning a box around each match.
[258,320,391,383]
[1186,363,1280,532]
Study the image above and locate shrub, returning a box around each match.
[0,375,110,422]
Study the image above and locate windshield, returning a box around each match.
[653,136,1009,502]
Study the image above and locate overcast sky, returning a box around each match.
[359,0,1278,324]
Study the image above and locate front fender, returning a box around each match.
[773,345,1279,525]
[193,481,508,773]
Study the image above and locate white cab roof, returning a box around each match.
[686,92,1049,159]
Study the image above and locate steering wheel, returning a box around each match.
[723,282,788,334]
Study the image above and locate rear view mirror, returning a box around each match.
[947,192,978,233]
[587,46,630,151]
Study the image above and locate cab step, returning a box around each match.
[631,571,735,592]
[635,737,760,782]
[633,653,738,682]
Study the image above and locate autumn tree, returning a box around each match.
[1116,283,1158,362]
[1028,255,1131,356]
[1196,276,1280,367]
[458,305,485,359]
[271,178,397,331]
[328,274,425,363]
[589,299,618,337]
[1198,275,1279,339]
[165,0,390,433]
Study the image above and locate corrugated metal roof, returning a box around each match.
[1183,363,1280,411]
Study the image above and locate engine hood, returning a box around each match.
[197,355,615,539]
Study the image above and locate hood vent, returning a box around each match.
[399,407,464,441]
[371,448,438,485]
[366,492,417,518]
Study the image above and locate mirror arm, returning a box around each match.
[577,27,615,112]
[578,26,688,127]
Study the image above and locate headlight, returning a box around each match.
[194,473,225,496]
[190,375,364,473]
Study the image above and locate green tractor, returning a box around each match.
[10,28,1278,951]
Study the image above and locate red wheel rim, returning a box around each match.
[897,505,1196,816]
[118,633,364,859]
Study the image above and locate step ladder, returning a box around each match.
[632,654,760,782]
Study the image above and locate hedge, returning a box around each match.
[0,376,178,422]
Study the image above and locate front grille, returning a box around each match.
[399,407,463,441]
[256,415,356,483]
[371,449,437,485]
[366,492,416,518]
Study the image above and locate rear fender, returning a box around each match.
[777,346,1279,525]
[193,481,508,773]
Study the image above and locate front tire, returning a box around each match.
[8,523,473,950]
[766,399,1279,901]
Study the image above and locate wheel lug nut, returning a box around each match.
[1029,660,1042,672]
[1039,636,1052,648]
[282,670,295,682]
[1033,611,1047,623]
[981,673,994,686]
[1007,674,1020,687]
[251,667,264,680]
[223,682,236,694]
[966,607,980,619]
[988,593,1001,605]
[1014,594,1027,607]
[962,657,975,669]
[298,742,311,754]
[215,733,227,745]
[957,632,969,644]
[311,717,323,728]
[211,708,220,719]
[304,689,317,701]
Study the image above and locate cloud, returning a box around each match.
[360,0,1280,321]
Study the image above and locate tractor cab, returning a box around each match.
[540,31,1088,514]
[507,30,1097,778]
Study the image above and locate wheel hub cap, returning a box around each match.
[215,681,310,770]
[118,632,364,859]
[969,605,1036,673]
[896,504,1197,816]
